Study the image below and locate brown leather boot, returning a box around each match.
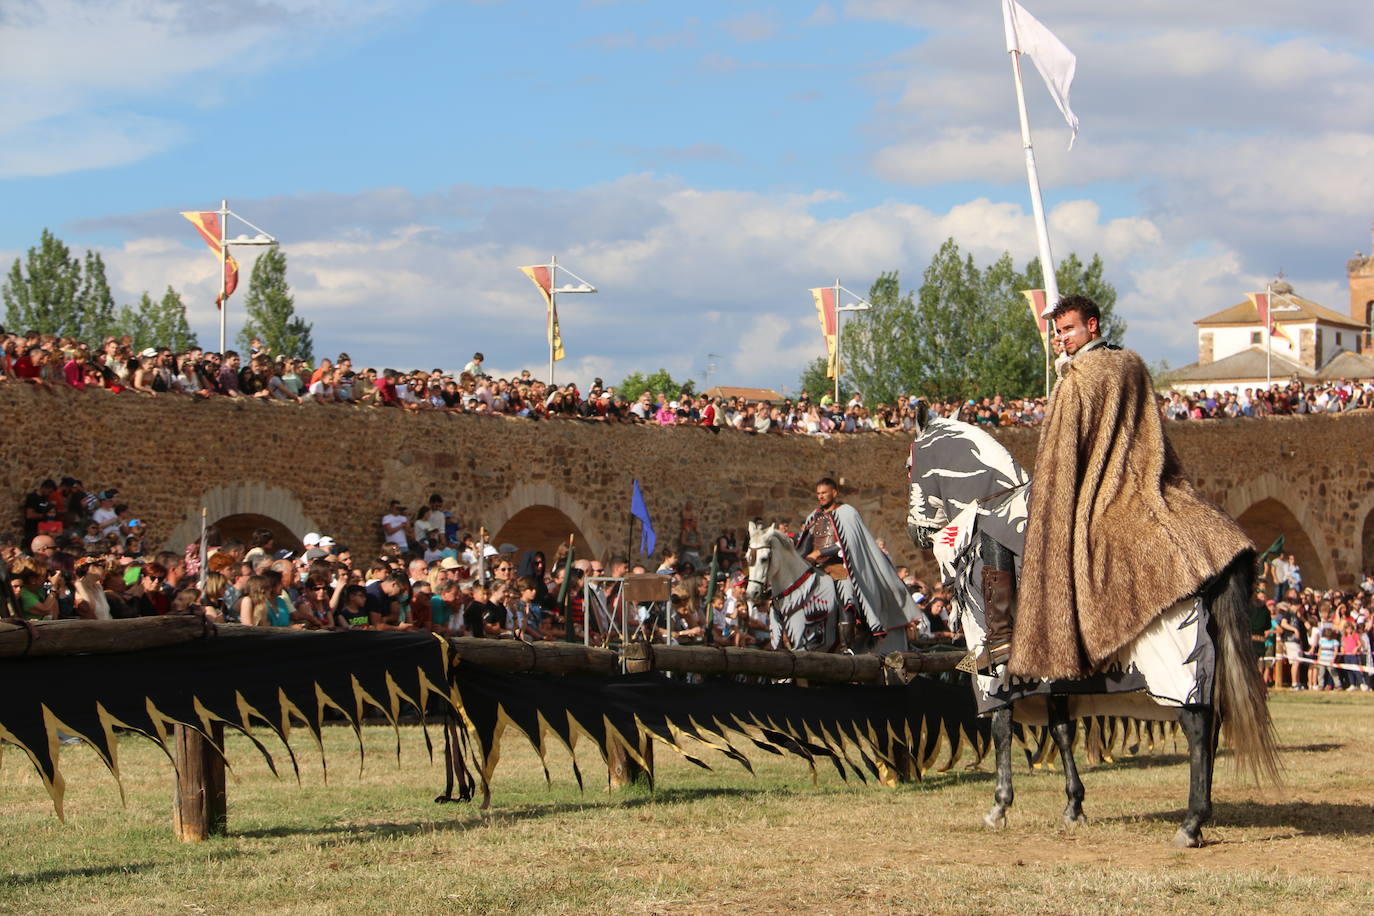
[981,566,1015,670]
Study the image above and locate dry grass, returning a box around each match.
[1,691,1372,914]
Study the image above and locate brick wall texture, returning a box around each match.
[4,383,1372,586]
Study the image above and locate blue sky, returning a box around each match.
[3,1,1372,390]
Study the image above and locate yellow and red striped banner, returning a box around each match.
[1021,289,1050,351]
[810,287,838,378]
[181,211,240,307]
[520,265,564,362]
[1248,292,1294,346]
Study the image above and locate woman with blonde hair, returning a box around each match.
[200,571,228,622]
[237,575,272,626]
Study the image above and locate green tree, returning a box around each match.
[109,286,197,352]
[617,368,688,402]
[76,251,117,340]
[3,229,83,335]
[795,355,852,405]
[836,240,1124,404]
[838,270,920,405]
[238,248,313,360]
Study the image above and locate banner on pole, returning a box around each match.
[520,265,565,363]
[630,479,656,557]
[180,211,240,308]
[810,287,838,379]
[1021,289,1051,349]
[1248,292,1294,346]
[1002,0,1079,148]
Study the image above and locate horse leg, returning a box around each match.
[1048,695,1086,826]
[1173,704,1215,848]
[983,706,1014,828]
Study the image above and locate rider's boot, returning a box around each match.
[836,606,856,654]
[980,566,1015,671]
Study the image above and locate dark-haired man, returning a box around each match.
[1014,295,1252,681]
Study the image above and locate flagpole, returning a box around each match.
[1265,281,1273,389]
[549,254,557,388]
[218,199,229,354]
[832,278,842,405]
[1003,3,1061,383]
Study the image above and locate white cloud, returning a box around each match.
[78,175,1219,389]
[0,113,187,178]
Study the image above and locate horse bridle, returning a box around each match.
[747,542,816,612]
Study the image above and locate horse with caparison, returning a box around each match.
[906,404,1279,847]
[744,521,922,654]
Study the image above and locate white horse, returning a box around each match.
[743,521,841,652]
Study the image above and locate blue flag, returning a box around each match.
[630,479,656,557]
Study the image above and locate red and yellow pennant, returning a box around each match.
[810,287,838,378]
[181,211,240,308]
[520,265,564,362]
[1248,292,1294,346]
[1021,289,1050,351]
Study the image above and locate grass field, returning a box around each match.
[2,691,1372,915]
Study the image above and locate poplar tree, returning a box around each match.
[3,229,83,335]
[238,247,313,361]
[77,251,117,340]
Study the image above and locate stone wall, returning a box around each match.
[4,383,1372,585]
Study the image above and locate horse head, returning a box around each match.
[744,520,774,603]
[906,399,945,549]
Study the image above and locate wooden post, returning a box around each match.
[609,640,654,788]
[173,722,226,841]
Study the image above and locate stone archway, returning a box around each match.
[493,506,594,565]
[486,483,607,562]
[1224,475,1335,590]
[164,483,322,553]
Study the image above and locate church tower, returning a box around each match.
[1350,222,1374,349]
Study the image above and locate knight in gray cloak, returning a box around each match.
[796,477,919,652]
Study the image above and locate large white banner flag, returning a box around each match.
[1002,0,1079,148]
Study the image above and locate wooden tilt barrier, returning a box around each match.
[4,619,964,839]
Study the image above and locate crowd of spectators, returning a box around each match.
[8,474,1373,692]
[6,327,1374,433]
[1257,555,1374,691]
[5,481,957,651]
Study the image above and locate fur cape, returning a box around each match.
[1010,347,1252,680]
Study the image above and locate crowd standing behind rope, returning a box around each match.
[5,328,1374,430]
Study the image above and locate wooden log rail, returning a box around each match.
[446,636,964,684]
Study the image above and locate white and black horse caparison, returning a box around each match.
[905,406,1279,847]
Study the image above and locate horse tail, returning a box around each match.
[1207,549,1282,786]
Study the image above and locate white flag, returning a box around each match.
[1002,0,1079,149]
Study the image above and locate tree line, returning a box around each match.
[2,229,314,361]
[800,238,1124,405]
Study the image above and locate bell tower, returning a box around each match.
[1349,222,1374,351]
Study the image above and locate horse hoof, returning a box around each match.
[1172,828,1203,848]
[983,809,1007,829]
[1064,812,1088,828]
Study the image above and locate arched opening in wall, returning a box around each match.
[213,513,305,556]
[1235,498,1326,591]
[493,506,593,565]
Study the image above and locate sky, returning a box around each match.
[3,0,1372,392]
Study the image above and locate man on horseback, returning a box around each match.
[1014,295,1256,682]
[797,477,918,652]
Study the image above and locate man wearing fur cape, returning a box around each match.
[1010,296,1253,681]
[797,477,920,652]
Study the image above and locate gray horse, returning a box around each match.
[906,406,1278,847]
